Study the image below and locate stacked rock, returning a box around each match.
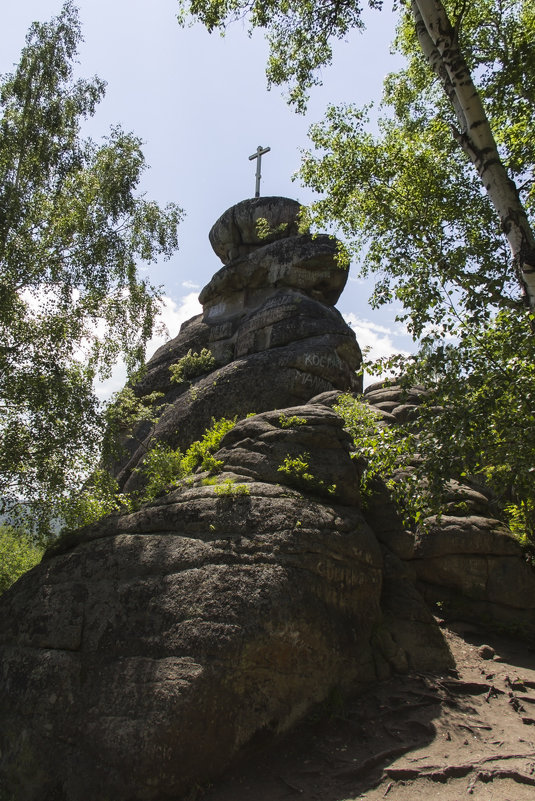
[2,198,535,801]
[113,197,362,493]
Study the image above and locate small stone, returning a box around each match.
[478,644,495,660]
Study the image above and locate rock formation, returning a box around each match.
[111,196,361,495]
[0,197,534,801]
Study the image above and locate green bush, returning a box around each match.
[504,500,535,546]
[213,479,250,496]
[55,416,240,528]
[58,469,134,531]
[180,416,236,475]
[278,413,307,428]
[138,416,238,500]
[278,453,315,482]
[334,393,438,526]
[169,349,215,384]
[0,526,43,595]
[103,386,166,460]
[255,217,289,240]
[277,453,336,496]
[140,442,185,501]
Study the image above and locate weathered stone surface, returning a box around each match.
[413,518,535,612]
[415,552,535,610]
[134,313,211,398]
[201,234,348,314]
[409,514,535,626]
[413,515,522,558]
[116,334,361,494]
[213,405,360,506]
[379,550,453,673]
[442,480,496,516]
[0,409,383,801]
[3,204,535,801]
[209,197,301,264]
[110,198,360,492]
[364,385,428,406]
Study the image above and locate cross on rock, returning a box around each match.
[248,145,271,198]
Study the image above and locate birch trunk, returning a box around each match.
[412,0,535,309]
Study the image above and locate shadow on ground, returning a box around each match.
[198,623,535,801]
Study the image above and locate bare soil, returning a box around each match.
[198,621,535,801]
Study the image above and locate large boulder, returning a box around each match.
[412,513,535,633]
[365,380,535,637]
[0,403,386,801]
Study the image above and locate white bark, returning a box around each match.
[412,0,535,309]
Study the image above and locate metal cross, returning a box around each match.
[248,145,271,198]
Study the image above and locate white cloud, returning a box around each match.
[149,292,202,355]
[181,280,200,290]
[95,293,202,402]
[343,313,410,387]
[344,313,407,359]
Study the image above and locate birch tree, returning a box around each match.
[180,0,535,536]
[0,3,183,535]
[179,0,535,311]
[411,0,535,307]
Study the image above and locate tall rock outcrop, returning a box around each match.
[111,197,361,494]
[1,198,534,801]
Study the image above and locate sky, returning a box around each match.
[2,0,414,395]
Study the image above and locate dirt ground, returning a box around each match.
[198,621,535,801]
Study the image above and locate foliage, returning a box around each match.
[213,478,250,496]
[0,525,43,595]
[337,307,535,540]
[278,453,315,482]
[178,0,382,112]
[255,217,288,240]
[277,452,336,497]
[278,413,307,428]
[392,309,535,539]
[103,386,166,460]
[52,415,240,526]
[333,394,400,492]
[505,500,535,546]
[180,416,237,474]
[298,0,535,336]
[0,2,182,535]
[139,442,185,501]
[57,468,133,530]
[300,104,515,339]
[333,393,428,525]
[169,348,216,384]
[136,416,238,501]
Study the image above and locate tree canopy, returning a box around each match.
[0,2,183,536]
[180,0,535,307]
[180,0,535,537]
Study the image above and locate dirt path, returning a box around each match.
[198,622,535,801]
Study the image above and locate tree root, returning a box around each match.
[385,751,535,787]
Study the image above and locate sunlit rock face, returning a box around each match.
[208,196,302,264]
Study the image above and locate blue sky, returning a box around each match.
[2,0,414,394]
